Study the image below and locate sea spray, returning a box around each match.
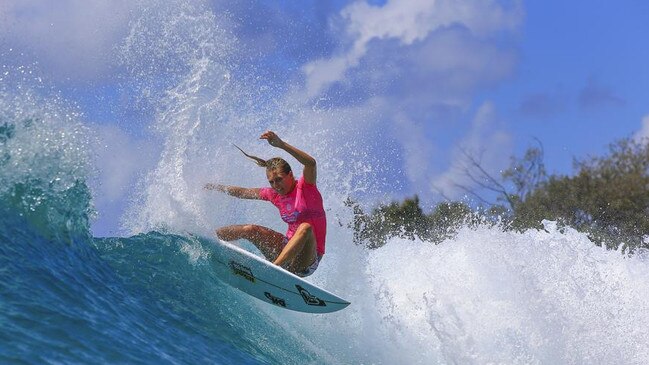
[0,72,95,242]
[284,221,649,364]
[118,0,393,237]
[119,0,245,234]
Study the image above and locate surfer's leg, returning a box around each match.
[273,222,317,273]
[216,224,286,260]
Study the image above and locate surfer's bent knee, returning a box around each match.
[296,222,313,235]
[215,226,232,240]
[241,224,265,238]
[217,224,268,241]
[216,224,249,240]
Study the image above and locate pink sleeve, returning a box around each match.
[294,177,307,211]
[258,187,275,201]
[300,177,315,188]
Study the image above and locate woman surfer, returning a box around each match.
[204,131,326,277]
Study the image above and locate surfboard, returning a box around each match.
[206,237,350,313]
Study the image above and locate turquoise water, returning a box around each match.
[0,187,304,364]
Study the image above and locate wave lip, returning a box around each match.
[0,89,95,242]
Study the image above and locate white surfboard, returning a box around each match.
[206,237,350,313]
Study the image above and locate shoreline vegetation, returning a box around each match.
[347,136,649,253]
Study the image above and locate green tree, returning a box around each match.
[445,141,547,218]
[512,137,649,251]
[347,195,427,248]
[346,196,475,248]
[425,201,474,243]
[346,136,649,252]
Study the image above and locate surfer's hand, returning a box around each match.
[260,131,284,148]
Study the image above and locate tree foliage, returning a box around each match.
[348,137,649,252]
[511,138,649,250]
[346,196,479,248]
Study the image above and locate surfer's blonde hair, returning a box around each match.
[234,145,291,174]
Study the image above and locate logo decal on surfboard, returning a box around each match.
[229,261,255,283]
[296,285,326,306]
[264,292,287,307]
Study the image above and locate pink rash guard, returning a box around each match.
[259,176,327,256]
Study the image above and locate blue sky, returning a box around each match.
[1,0,648,236]
[491,1,649,172]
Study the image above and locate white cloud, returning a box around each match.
[91,123,159,204]
[0,0,137,81]
[303,0,523,98]
[634,114,649,142]
[88,123,161,236]
[285,1,523,204]
[392,113,437,190]
[431,102,512,201]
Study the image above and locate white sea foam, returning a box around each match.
[277,221,649,365]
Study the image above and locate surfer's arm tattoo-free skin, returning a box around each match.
[204,184,261,200]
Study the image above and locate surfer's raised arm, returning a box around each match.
[204,183,261,200]
[260,131,317,185]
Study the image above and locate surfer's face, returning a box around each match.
[267,169,294,195]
